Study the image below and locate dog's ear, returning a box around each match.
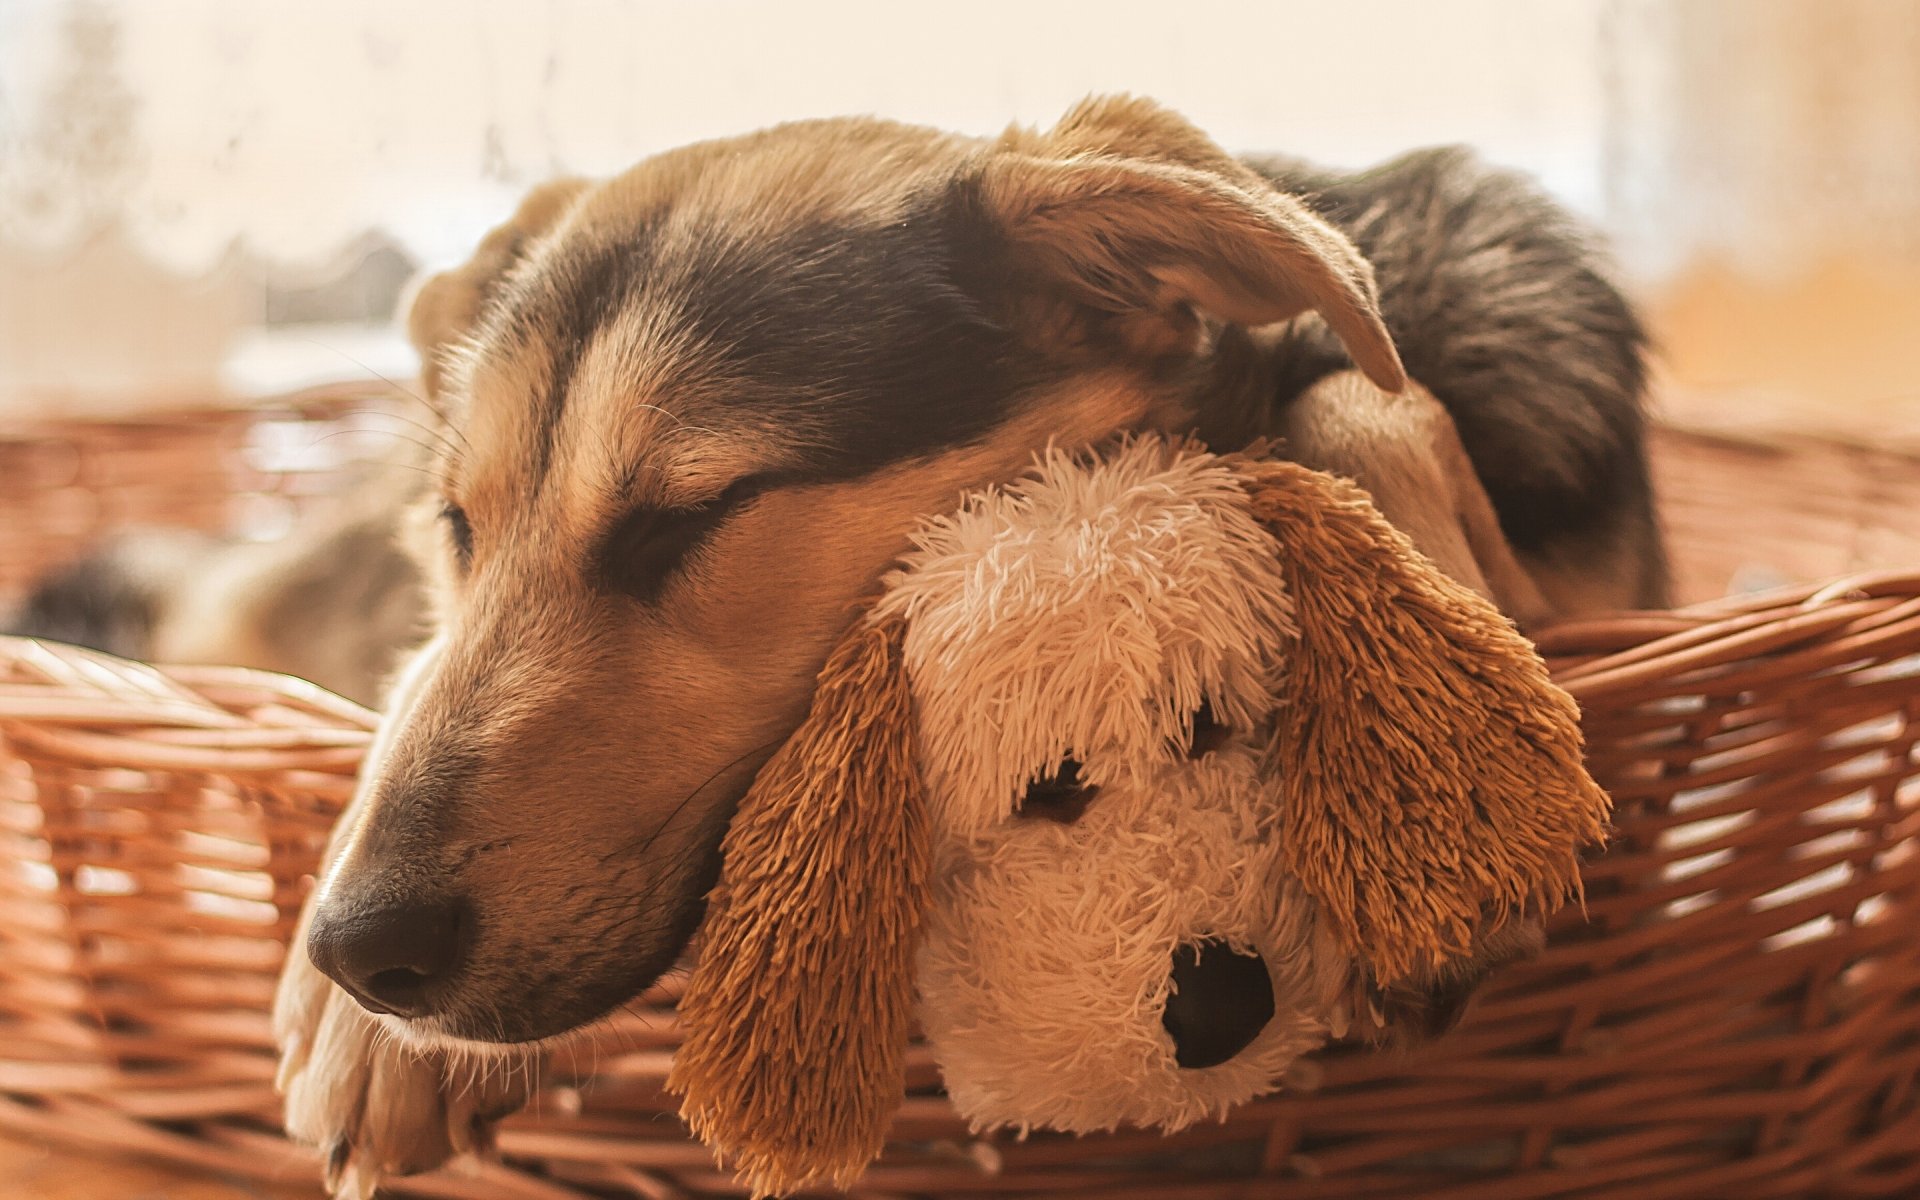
[402,177,589,395]
[1235,457,1607,1043]
[958,95,1404,391]
[669,613,928,1198]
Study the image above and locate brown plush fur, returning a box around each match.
[1277,371,1554,631]
[668,615,928,1196]
[1239,458,1610,988]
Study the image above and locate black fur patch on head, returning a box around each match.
[495,195,1034,489]
[664,211,1028,473]
[484,232,662,486]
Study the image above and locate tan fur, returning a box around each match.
[1276,370,1553,630]
[275,94,1642,1196]
[276,638,536,1200]
[405,177,590,397]
[977,156,1403,389]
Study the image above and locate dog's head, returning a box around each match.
[305,96,1404,1044]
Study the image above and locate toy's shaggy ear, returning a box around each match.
[669,613,927,1198]
[960,95,1405,390]
[1237,458,1608,1033]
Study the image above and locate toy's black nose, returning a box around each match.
[1162,940,1275,1068]
[305,894,469,1018]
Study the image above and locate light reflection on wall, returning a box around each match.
[0,0,1915,410]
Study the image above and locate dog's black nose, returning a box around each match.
[1162,940,1275,1068]
[305,894,468,1018]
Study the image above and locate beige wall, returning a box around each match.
[2,0,1917,414]
[0,231,252,419]
[1607,0,1920,276]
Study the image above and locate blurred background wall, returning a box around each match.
[0,0,1915,426]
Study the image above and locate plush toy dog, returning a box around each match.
[669,436,1610,1197]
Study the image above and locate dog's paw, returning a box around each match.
[274,951,532,1199]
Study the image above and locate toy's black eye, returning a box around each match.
[441,503,473,570]
[1019,756,1099,824]
[600,477,764,603]
[1185,700,1231,759]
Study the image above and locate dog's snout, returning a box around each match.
[1162,940,1275,1069]
[306,894,469,1018]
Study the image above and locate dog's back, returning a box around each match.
[1253,148,1668,611]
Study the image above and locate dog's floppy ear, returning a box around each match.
[1234,457,1607,1040]
[669,613,928,1199]
[403,176,589,395]
[959,95,1404,391]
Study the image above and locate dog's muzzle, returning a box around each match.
[305,892,471,1019]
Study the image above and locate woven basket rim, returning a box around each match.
[3,568,1920,1199]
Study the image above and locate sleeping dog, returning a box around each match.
[273,95,1667,1188]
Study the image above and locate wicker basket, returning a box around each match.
[0,381,415,612]
[0,426,1918,1198]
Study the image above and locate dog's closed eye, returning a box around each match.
[600,477,766,602]
[440,503,474,570]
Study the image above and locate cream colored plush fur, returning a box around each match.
[878,437,1351,1132]
[668,433,1606,1193]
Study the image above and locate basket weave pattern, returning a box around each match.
[2,571,1918,1198]
[0,383,412,612]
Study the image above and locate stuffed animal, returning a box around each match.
[669,436,1610,1197]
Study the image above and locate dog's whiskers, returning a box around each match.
[630,402,724,440]
[599,735,784,867]
[350,407,462,460]
[297,338,475,458]
[574,735,783,942]
[308,422,446,465]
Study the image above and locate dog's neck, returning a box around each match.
[1181,318,1359,452]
